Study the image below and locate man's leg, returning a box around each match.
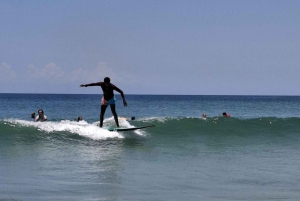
[100,105,108,127]
[110,104,119,127]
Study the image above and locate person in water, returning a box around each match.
[35,109,47,122]
[31,112,35,119]
[80,77,127,128]
[77,116,83,122]
[223,112,230,117]
[121,116,135,121]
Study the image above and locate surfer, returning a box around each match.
[77,116,83,122]
[223,112,230,117]
[35,109,47,122]
[80,77,127,128]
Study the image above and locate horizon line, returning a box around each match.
[0,93,299,97]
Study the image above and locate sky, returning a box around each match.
[1,0,300,95]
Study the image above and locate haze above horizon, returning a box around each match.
[1,0,299,95]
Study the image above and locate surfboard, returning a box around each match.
[106,125,155,132]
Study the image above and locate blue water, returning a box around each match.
[1,94,300,200]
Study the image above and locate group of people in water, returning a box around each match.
[31,109,47,122]
[30,77,126,126]
[30,77,132,126]
[31,77,230,126]
[31,110,83,122]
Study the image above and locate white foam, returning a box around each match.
[140,116,168,123]
[5,117,149,139]
[5,119,124,140]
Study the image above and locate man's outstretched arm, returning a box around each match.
[80,82,102,87]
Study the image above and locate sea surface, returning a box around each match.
[1,94,300,201]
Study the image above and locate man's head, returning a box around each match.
[104,77,110,84]
[38,109,44,116]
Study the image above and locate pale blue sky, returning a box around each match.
[1,0,300,95]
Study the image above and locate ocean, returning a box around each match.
[1,94,300,201]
